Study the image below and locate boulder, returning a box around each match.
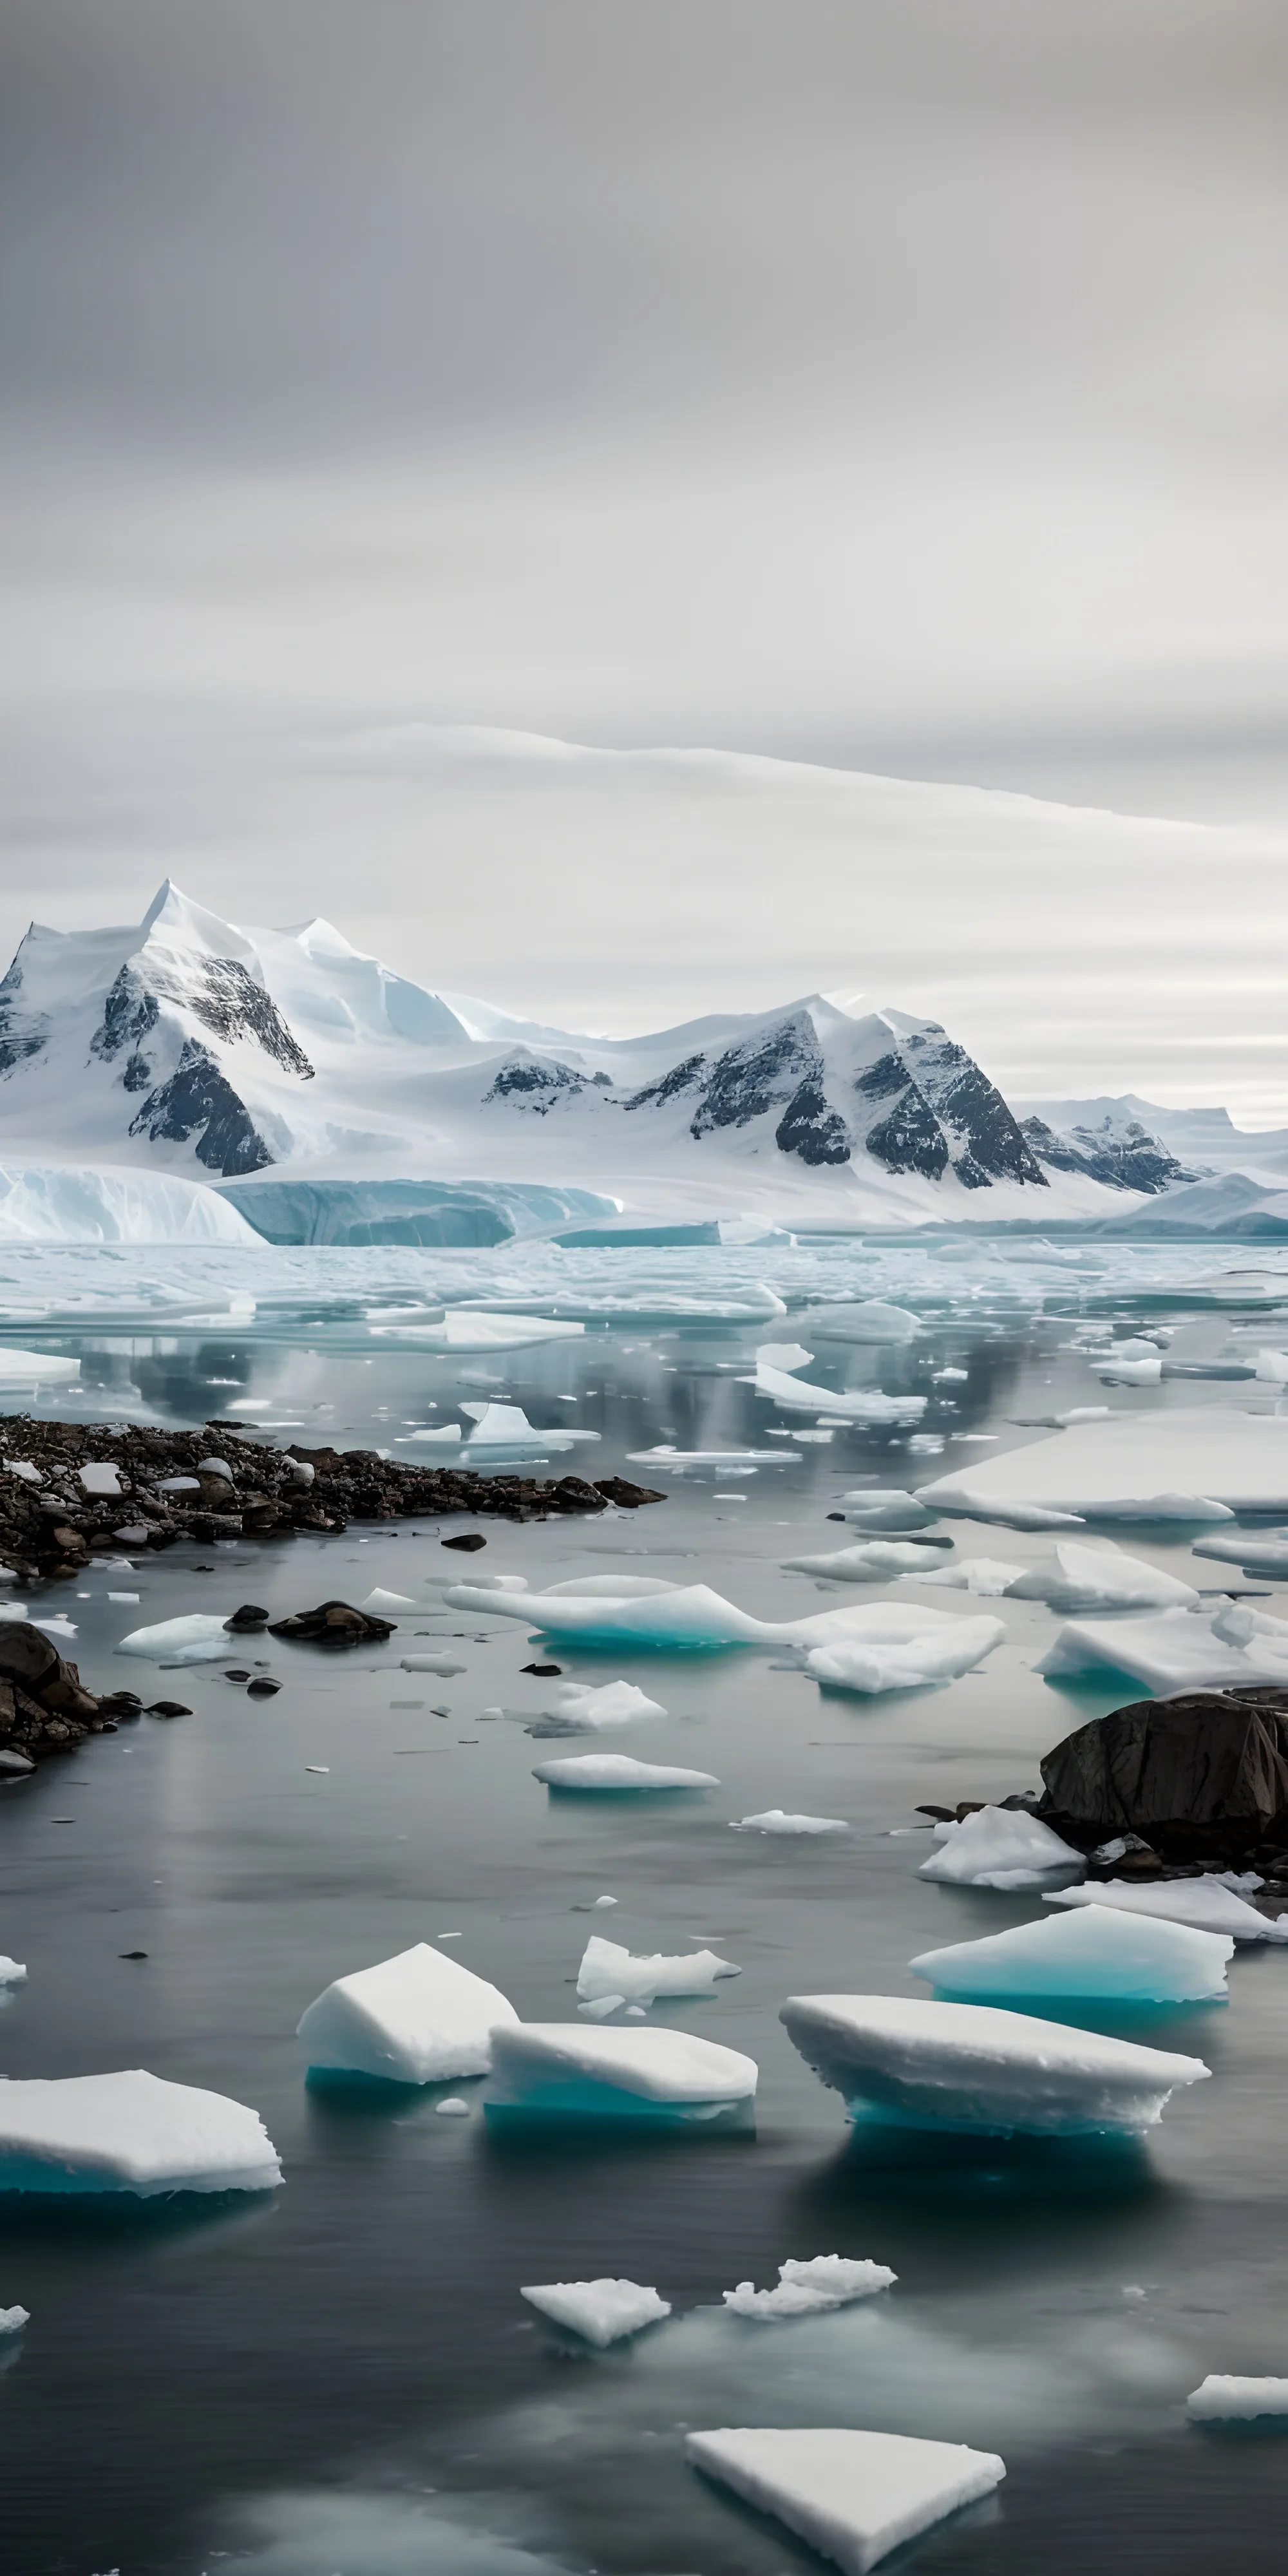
[1041,1686,1288,1863]
[267,1600,395,1645]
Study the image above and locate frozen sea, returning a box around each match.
[4,1236,1288,2575]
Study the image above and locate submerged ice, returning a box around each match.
[911,1904,1233,2003]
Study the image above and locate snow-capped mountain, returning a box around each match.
[1018,1108,1199,1195]
[0,884,1176,1231]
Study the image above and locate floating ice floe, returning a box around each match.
[1036,1602,1288,1694]
[1045,1875,1288,1943]
[371,1310,584,1352]
[399,1653,467,1676]
[296,1942,518,2083]
[837,1490,940,1532]
[444,1578,1003,1685]
[0,1958,27,1987]
[911,1903,1233,2003]
[0,2070,283,2193]
[721,2254,896,2318]
[0,1349,79,1385]
[1192,1528,1288,1576]
[801,1301,920,1344]
[730,1810,849,1837]
[461,1401,600,1458]
[919,1806,1085,1890]
[360,1588,415,1613]
[1005,1543,1200,1615]
[1187,2375,1288,2421]
[780,1994,1209,2136]
[916,1408,1288,1525]
[627,1446,801,1470]
[536,1680,667,1733]
[913,1557,1027,1595]
[755,1351,926,1425]
[783,1540,952,1582]
[521,2277,671,2345]
[533,1755,719,1792]
[486,2023,758,2123]
[115,1614,242,1665]
[0,2303,28,2333]
[576,1934,740,2005]
[685,2426,1006,2575]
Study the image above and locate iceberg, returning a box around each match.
[837,1490,940,1532]
[755,1355,926,1425]
[486,2023,757,2123]
[802,1301,920,1343]
[1192,1529,1288,1576]
[0,1958,27,1987]
[721,2254,896,2318]
[780,1994,1209,2136]
[783,1540,953,1581]
[444,1578,1002,1674]
[918,1806,1086,1891]
[0,2070,282,2193]
[1005,1544,1199,1615]
[115,1614,242,1665]
[520,2278,670,2345]
[0,1163,260,1246]
[686,2427,1005,2575]
[730,1809,849,1836]
[533,1755,719,1791]
[805,1610,1005,1695]
[372,1310,583,1351]
[911,1904,1233,2003]
[1045,1875,1288,1944]
[1187,2376,1288,2421]
[576,1935,740,2005]
[296,1943,518,2083]
[1036,1604,1288,1694]
[914,1557,1026,1595]
[536,1680,667,1732]
[916,1409,1288,1524]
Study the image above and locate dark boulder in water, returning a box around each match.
[267,1600,395,1644]
[1041,1686,1288,1864]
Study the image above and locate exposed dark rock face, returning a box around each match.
[0,1416,664,1587]
[90,969,160,1065]
[484,1057,587,1112]
[1040,1687,1288,1864]
[773,1079,851,1166]
[622,1052,706,1112]
[1021,1113,1197,1195]
[864,1084,950,1180]
[895,1026,1047,1188]
[0,963,48,1077]
[92,956,313,1080]
[689,1019,820,1139]
[0,1622,119,1766]
[128,1040,274,1175]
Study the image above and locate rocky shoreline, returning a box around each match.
[0,1415,665,1587]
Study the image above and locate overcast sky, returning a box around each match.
[3,1,1287,1102]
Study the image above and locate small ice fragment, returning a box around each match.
[0,1958,28,1986]
[913,1558,1025,1596]
[296,1942,518,2081]
[520,2278,670,2347]
[115,1615,235,1666]
[534,1756,719,1792]
[729,1810,849,1837]
[578,1994,625,2020]
[1187,2374,1288,2421]
[685,2427,1005,2573]
[804,1611,1004,1696]
[784,1540,953,1582]
[920,1805,1086,1891]
[400,1654,466,1676]
[592,1895,617,1908]
[0,2304,30,2333]
[577,1935,741,2005]
[78,1463,122,1498]
[1006,1542,1199,1615]
[435,2096,470,2116]
[542,1680,668,1732]
[107,1591,140,1604]
[625,2004,647,2019]
[359,1588,415,1613]
[722,2255,896,2319]
[486,2023,757,2122]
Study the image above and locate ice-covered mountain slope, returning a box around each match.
[1019,1107,1199,1195]
[1025,1094,1288,1180]
[0,883,1149,1226]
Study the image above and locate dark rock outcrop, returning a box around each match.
[0,1622,121,1766]
[1041,1687,1288,1864]
[267,1600,393,1645]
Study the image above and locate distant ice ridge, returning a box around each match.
[1187,2375,1288,2421]
[911,1904,1233,2003]
[686,2426,1006,2575]
[0,1163,260,1245]
[1036,1602,1288,1694]
[0,2070,282,2193]
[296,1944,518,2083]
[1045,1875,1288,1943]
[486,2024,757,2123]
[722,2255,896,2318]
[919,1807,1086,1891]
[576,1935,741,2006]
[780,1994,1209,2136]
[918,1410,1288,1524]
[520,2278,670,2346]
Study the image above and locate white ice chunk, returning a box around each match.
[919,1806,1085,1891]
[435,2096,469,2115]
[1036,1603,1288,1694]
[520,2278,670,2346]
[445,1580,1001,1671]
[1045,1875,1288,1943]
[296,1942,519,2083]
[77,1461,123,1498]
[0,2070,282,2194]
[400,1654,467,1675]
[837,1490,938,1532]
[914,1557,1026,1595]
[781,1994,1209,2136]
[911,1903,1233,2003]
[374,1311,583,1351]
[802,1301,920,1344]
[487,2023,757,2121]
[544,1680,668,1732]
[5,1462,41,1484]
[0,2304,29,2333]
[402,1421,464,1443]
[721,2254,896,2318]
[916,1408,1288,1522]
[1006,1543,1199,1614]
[157,1475,201,1493]
[627,1446,802,1468]
[686,2427,1005,2575]
[533,1755,719,1790]
[1187,2375,1288,2421]
[360,1588,415,1613]
[784,1540,951,1581]
[1192,1528,1288,1573]
[730,1809,850,1837]
[115,1614,241,1665]
[757,1342,816,1373]
[0,1349,79,1384]
[755,1356,926,1424]
[805,1610,1005,1696]
[578,1994,625,2020]
[576,1934,740,2005]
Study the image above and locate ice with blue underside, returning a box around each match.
[296,1943,518,2083]
[1046,1875,1288,1943]
[486,2023,757,2122]
[685,2427,1006,2576]
[0,2070,282,2193]
[1037,1602,1288,1692]
[780,1994,1209,2136]
[911,1903,1233,2002]
[520,2278,670,2345]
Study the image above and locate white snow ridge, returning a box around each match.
[686,2426,1006,2575]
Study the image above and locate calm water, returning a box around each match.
[3,1242,1288,2576]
